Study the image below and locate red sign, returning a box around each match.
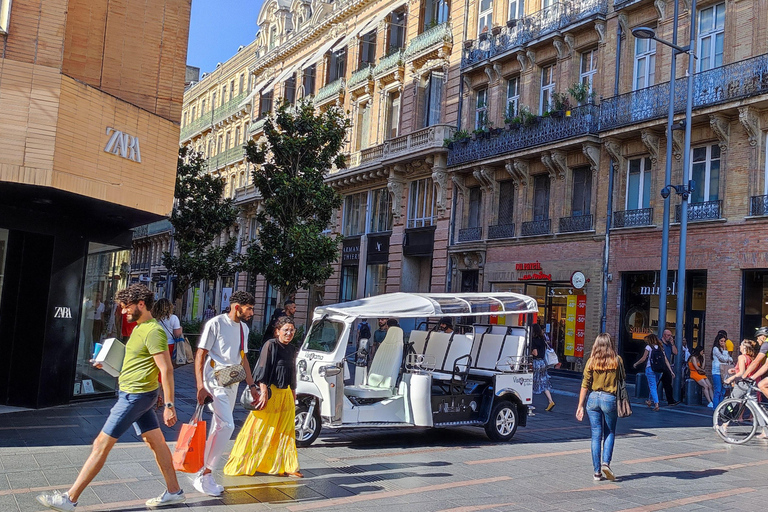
[575,295,586,358]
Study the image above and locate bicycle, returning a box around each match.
[713,380,768,444]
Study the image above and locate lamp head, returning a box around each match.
[632,26,657,40]
[660,186,671,199]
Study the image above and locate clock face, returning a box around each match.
[571,271,586,289]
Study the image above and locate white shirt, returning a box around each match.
[157,314,181,345]
[89,301,105,320]
[199,314,250,388]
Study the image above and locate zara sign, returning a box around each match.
[104,127,142,163]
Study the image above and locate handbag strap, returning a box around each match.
[240,323,245,359]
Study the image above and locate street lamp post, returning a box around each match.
[633,0,697,401]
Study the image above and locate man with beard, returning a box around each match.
[193,291,258,496]
[38,284,183,511]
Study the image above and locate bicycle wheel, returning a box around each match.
[713,398,758,444]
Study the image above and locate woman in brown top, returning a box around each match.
[576,333,625,482]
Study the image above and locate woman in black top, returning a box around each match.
[224,316,302,478]
[531,323,556,411]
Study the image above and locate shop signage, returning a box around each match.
[519,271,552,281]
[342,238,360,266]
[403,226,436,257]
[640,282,678,296]
[515,261,552,281]
[564,294,586,357]
[367,233,391,265]
[53,306,72,319]
[104,127,142,163]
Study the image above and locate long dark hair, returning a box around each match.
[711,332,726,359]
[532,323,545,340]
[691,345,705,365]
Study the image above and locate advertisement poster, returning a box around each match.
[575,295,587,358]
[564,295,577,356]
[221,287,233,311]
[192,288,200,318]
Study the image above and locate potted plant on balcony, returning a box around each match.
[506,19,518,28]
[519,105,537,127]
[504,104,521,130]
[491,25,502,36]
[550,92,572,118]
[478,29,489,42]
[568,81,596,106]
[464,39,474,49]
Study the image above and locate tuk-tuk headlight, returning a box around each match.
[298,359,311,381]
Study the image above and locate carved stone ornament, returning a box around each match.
[541,153,558,180]
[553,37,569,60]
[672,130,684,160]
[551,150,568,180]
[604,139,625,170]
[641,130,661,166]
[493,63,503,82]
[654,0,667,19]
[462,75,472,94]
[452,173,471,201]
[473,166,496,192]
[387,174,406,223]
[505,159,528,187]
[516,51,531,72]
[594,21,606,44]
[526,49,537,66]
[432,169,449,216]
[564,34,576,53]
[738,106,761,147]
[618,14,630,35]
[484,65,495,84]
[709,114,730,151]
[582,143,601,174]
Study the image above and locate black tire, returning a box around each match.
[484,400,518,442]
[713,398,758,444]
[295,401,321,447]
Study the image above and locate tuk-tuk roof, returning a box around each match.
[313,292,539,320]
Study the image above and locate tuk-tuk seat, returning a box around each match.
[345,327,404,399]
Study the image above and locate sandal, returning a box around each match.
[652,404,660,412]
[282,471,304,478]
[645,400,654,407]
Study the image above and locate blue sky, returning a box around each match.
[187,0,264,74]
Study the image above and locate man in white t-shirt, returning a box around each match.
[193,291,257,496]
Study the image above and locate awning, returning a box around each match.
[314,292,539,320]
[328,6,401,54]
[302,35,344,69]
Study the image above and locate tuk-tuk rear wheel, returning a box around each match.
[484,400,518,442]
[295,402,321,447]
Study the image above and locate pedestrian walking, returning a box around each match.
[153,298,182,360]
[710,333,733,407]
[265,299,296,338]
[632,333,672,411]
[576,333,625,481]
[660,329,680,405]
[688,346,714,407]
[193,291,257,496]
[224,316,302,478]
[531,323,556,411]
[37,284,184,511]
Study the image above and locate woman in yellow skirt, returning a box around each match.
[224,316,303,478]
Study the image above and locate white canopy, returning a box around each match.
[314,292,539,320]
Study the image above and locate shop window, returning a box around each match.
[477,0,492,36]
[475,88,488,130]
[359,30,377,67]
[506,77,520,117]
[328,48,347,83]
[508,0,524,20]
[498,180,515,224]
[423,0,449,31]
[697,2,725,72]
[408,178,436,228]
[340,266,359,301]
[388,9,407,52]
[468,187,483,228]
[571,167,592,216]
[540,64,555,113]
[343,192,367,236]
[259,89,273,118]
[303,64,316,97]
[690,144,720,203]
[386,90,401,139]
[74,243,130,396]
[626,157,652,210]
[365,264,388,297]
[742,271,768,339]
[264,284,278,331]
[424,71,444,127]
[284,75,296,105]
[369,187,393,233]
[579,49,598,96]
[533,174,550,221]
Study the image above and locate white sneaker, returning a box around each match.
[193,472,223,497]
[145,489,186,508]
[36,491,77,511]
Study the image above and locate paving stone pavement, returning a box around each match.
[0,364,766,512]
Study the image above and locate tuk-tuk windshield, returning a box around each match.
[303,318,345,353]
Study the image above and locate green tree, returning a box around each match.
[243,100,349,299]
[163,147,241,301]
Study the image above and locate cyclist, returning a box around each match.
[738,327,768,398]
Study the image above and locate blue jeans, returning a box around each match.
[712,373,725,407]
[586,391,618,474]
[645,366,661,404]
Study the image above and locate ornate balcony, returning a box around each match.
[600,53,768,131]
[462,0,608,68]
[314,78,345,105]
[384,124,455,162]
[249,116,268,134]
[675,200,722,222]
[447,105,598,167]
[613,208,653,228]
[373,49,405,77]
[348,144,384,169]
[348,64,374,90]
[559,214,593,233]
[458,226,483,242]
[206,145,246,171]
[750,195,768,216]
[180,114,212,142]
[404,22,452,62]
[488,223,516,239]
[212,92,249,126]
[521,219,551,236]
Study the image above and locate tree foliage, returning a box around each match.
[243,100,349,298]
[163,147,241,300]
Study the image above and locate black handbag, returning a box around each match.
[616,360,632,418]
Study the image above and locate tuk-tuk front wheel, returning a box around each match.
[485,400,518,442]
[295,401,321,447]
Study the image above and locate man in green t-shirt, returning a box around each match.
[38,284,184,511]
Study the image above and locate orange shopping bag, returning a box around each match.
[173,404,206,473]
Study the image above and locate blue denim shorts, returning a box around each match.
[102,389,160,438]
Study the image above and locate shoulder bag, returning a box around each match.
[616,359,632,418]
[545,346,559,368]
[213,324,247,387]
[240,385,272,411]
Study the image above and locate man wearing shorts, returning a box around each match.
[193,290,257,496]
[38,284,184,511]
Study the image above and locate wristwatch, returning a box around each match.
[165,402,175,409]
[248,384,257,389]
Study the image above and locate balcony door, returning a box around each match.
[689,144,720,203]
[533,174,550,221]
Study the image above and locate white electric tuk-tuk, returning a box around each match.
[293,292,538,446]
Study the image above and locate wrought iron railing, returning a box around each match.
[212,92,249,125]
[600,53,768,131]
[348,64,374,88]
[373,49,405,76]
[675,200,722,222]
[750,195,768,216]
[521,219,551,236]
[404,22,452,59]
[462,0,608,67]
[458,226,483,242]
[488,223,516,239]
[180,114,212,141]
[559,214,593,233]
[613,0,642,9]
[206,145,246,171]
[314,78,345,104]
[613,208,653,228]
[447,105,598,166]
